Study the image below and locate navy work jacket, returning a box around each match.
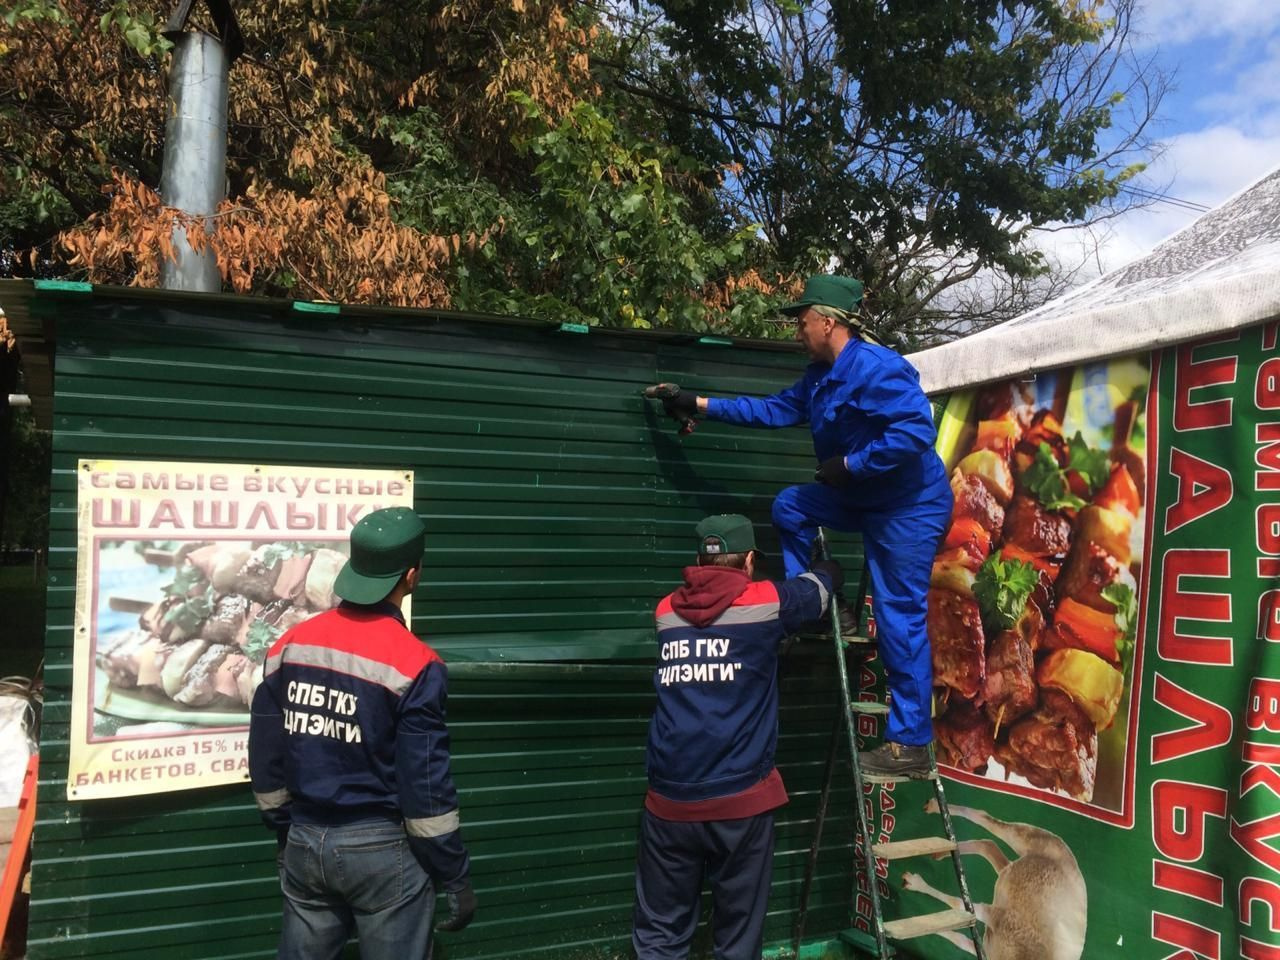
[706,339,946,508]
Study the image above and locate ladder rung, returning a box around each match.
[871,836,957,859]
[884,908,976,940]
[837,927,897,956]
[850,700,889,715]
[861,769,938,784]
[842,634,876,645]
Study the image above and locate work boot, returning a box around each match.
[860,742,932,779]
[797,600,859,639]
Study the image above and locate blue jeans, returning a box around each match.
[772,479,953,745]
[278,820,434,960]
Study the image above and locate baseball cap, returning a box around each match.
[696,514,757,557]
[333,506,426,604]
[780,275,865,318]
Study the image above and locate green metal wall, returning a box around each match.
[24,287,864,959]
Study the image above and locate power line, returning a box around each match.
[1047,163,1210,214]
[1114,182,1210,214]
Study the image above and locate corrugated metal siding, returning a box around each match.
[28,291,865,959]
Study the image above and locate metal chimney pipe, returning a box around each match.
[158,30,229,292]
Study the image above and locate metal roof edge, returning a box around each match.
[907,271,1280,394]
[0,279,804,427]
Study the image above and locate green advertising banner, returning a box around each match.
[868,323,1280,960]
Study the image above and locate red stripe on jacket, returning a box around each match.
[267,606,438,679]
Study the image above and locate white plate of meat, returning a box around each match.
[91,539,348,732]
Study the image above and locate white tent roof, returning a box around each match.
[907,164,1280,394]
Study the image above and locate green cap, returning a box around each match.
[780,275,864,317]
[696,514,757,556]
[333,506,426,604]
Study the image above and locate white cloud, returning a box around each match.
[1035,123,1280,281]
[1192,36,1280,119]
[1134,0,1280,47]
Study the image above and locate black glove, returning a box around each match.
[810,558,844,594]
[814,455,853,487]
[661,388,699,421]
[437,878,477,932]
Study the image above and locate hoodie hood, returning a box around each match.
[670,565,751,627]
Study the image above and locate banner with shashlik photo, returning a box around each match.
[68,460,414,800]
[867,327,1280,959]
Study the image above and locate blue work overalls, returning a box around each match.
[706,340,952,745]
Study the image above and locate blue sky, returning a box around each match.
[1056,1,1280,274]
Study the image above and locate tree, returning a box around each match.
[2,0,785,331]
[0,0,1165,344]
[594,0,1165,345]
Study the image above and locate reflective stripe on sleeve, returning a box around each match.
[254,787,292,811]
[798,571,829,610]
[406,810,461,838]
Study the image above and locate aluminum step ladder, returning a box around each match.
[792,531,985,960]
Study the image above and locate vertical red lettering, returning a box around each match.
[1151,674,1233,762]
[1175,336,1238,431]
[1262,592,1280,642]
[1260,358,1280,409]
[1231,765,1280,873]
[1242,937,1280,960]
[1247,679,1280,732]
[1258,424,1280,491]
[1165,448,1233,534]
[1152,860,1223,905]
[1241,876,1280,931]
[1262,505,1280,556]
[1152,913,1221,959]
[1245,742,1280,765]
[1152,780,1227,861]
[1158,550,1233,665]
[1264,504,1280,555]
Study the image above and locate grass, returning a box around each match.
[0,565,45,680]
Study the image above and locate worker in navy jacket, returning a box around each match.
[647,275,952,780]
[633,513,840,960]
[249,506,475,960]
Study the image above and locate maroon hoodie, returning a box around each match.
[669,565,752,627]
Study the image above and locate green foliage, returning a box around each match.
[1024,432,1108,511]
[2,0,69,28]
[243,620,280,663]
[164,584,216,635]
[1067,432,1110,492]
[974,553,1039,631]
[601,0,1161,341]
[260,540,316,567]
[1103,581,1138,673]
[97,1,171,58]
[1022,442,1084,512]
[384,100,779,334]
[3,0,1161,343]
[163,563,207,598]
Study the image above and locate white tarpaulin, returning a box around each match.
[908,164,1280,394]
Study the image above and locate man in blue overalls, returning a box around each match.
[650,275,952,778]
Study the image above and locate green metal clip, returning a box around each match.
[557,321,590,334]
[697,335,733,346]
[293,300,341,314]
[33,280,92,294]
